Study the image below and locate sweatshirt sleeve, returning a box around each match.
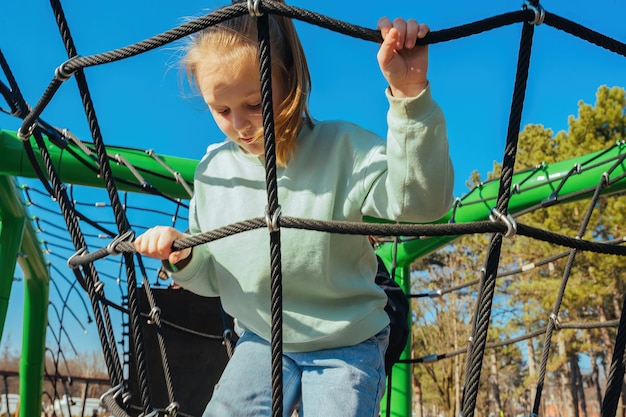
[361,84,455,222]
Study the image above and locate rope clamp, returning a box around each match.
[247,0,263,16]
[423,354,438,363]
[549,312,561,329]
[165,402,180,416]
[489,208,517,238]
[265,205,282,233]
[17,123,36,141]
[522,1,545,26]
[67,247,87,269]
[107,230,135,255]
[54,59,76,81]
[428,290,443,298]
[148,306,161,324]
[223,328,233,342]
[99,383,124,406]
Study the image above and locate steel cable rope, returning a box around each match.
[402,319,620,365]
[460,16,536,417]
[24,186,121,238]
[49,0,156,413]
[30,129,126,388]
[134,252,180,416]
[254,12,285,417]
[15,85,127,393]
[601,275,626,417]
[532,160,618,415]
[7,0,626,415]
[15,3,626,139]
[68,217,626,269]
[9,43,127,401]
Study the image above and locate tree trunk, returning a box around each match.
[560,340,575,417]
[414,376,424,417]
[526,330,537,409]
[487,351,503,417]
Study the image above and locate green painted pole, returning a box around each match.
[0,177,26,348]
[376,141,626,267]
[2,129,626,417]
[0,176,49,417]
[380,265,412,417]
[0,129,196,199]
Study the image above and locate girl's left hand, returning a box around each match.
[377,17,430,98]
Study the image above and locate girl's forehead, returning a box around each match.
[196,56,261,102]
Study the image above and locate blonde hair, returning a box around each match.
[183,8,313,166]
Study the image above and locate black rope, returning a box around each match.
[135,254,179,417]
[403,319,620,365]
[461,17,537,417]
[8,1,626,416]
[601,291,626,417]
[68,216,626,268]
[257,12,284,417]
[532,173,608,415]
[49,0,153,412]
[31,129,125,386]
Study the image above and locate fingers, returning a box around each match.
[134,226,183,260]
[378,17,430,50]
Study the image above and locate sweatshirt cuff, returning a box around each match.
[385,83,437,121]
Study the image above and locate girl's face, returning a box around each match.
[196,53,286,157]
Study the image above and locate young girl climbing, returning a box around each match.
[134,4,454,416]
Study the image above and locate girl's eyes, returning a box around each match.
[214,103,261,114]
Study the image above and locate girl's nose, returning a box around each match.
[232,112,250,133]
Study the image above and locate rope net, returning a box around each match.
[1,1,625,417]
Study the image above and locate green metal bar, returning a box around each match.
[377,141,626,267]
[0,129,196,198]
[2,129,626,416]
[0,177,26,350]
[0,175,49,417]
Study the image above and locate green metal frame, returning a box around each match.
[1,129,625,417]
[0,175,49,417]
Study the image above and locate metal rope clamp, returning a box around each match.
[16,123,36,141]
[165,402,180,417]
[247,0,263,16]
[106,230,135,255]
[489,208,517,238]
[522,0,545,26]
[549,312,561,330]
[140,409,159,417]
[67,247,87,269]
[147,306,161,325]
[99,383,124,407]
[265,204,282,233]
[54,58,78,81]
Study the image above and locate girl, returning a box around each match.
[135,5,454,417]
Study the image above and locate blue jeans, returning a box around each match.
[203,326,390,417]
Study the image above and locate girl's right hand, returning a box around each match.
[134,226,192,266]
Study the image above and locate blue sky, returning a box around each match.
[1,1,624,356]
